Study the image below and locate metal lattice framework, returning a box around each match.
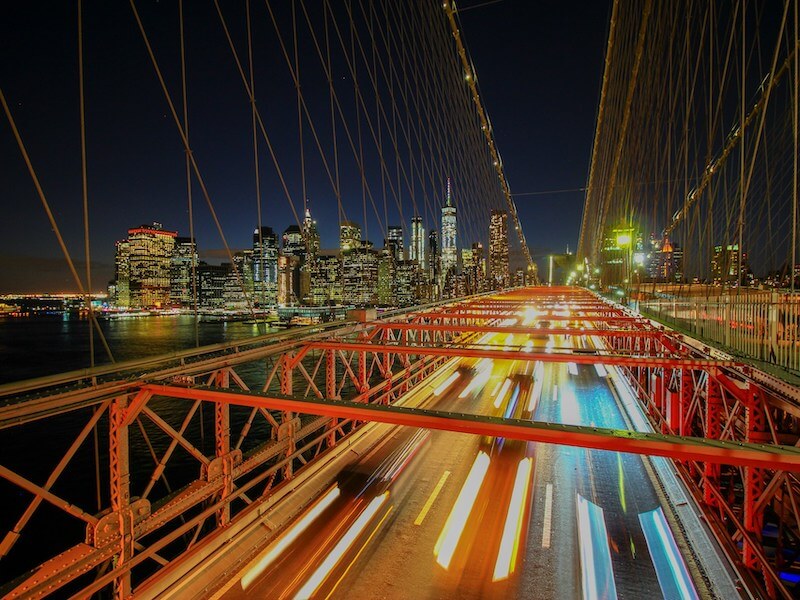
[2,288,800,598]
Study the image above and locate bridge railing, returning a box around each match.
[635,290,800,376]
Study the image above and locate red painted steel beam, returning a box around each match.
[302,341,737,368]
[411,311,646,322]
[139,384,800,471]
[373,322,662,338]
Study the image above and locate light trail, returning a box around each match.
[576,494,618,600]
[493,457,533,581]
[528,371,544,412]
[294,492,390,599]
[241,486,341,590]
[568,362,579,376]
[639,507,699,600]
[435,451,491,570]
[459,359,493,398]
[433,371,461,396]
[502,384,521,419]
[493,378,513,409]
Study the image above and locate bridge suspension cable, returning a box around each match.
[579,0,800,292]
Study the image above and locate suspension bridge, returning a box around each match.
[3,1,800,598]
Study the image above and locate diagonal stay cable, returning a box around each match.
[0,88,115,363]
[128,0,259,322]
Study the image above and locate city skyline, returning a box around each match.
[109,198,508,310]
[0,2,611,293]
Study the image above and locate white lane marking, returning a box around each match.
[415,470,451,526]
[542,483,554,548]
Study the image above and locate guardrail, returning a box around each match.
[636,290,800,376]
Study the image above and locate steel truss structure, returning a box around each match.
[2,287,800,598]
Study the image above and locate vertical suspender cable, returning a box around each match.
[246,0,267,330]
[794,0,798,294]
[178,0,199,347]
[293,0,307,218]
[0,90,117,362]
[738,1,746,291]
[78,0,95,369]
[78,0,103,512]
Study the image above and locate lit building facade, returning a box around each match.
[387,225,404,261]
[428,229,439,299]
[278,255,301,305]
[377,247,396,306]
[310,252,343,306]
[339,221,361,253]
[489,210,509,290]
[252,226,279,306]
[462,241,486,293]
[599,227,632,286]
[126,223,177,309]
[301,208,320,304]
[396,260,421,306]
[198,263,229,309]
[440,178,458,288]
[409,216,425,271]
[114,240,130,308]
[711,244,746,284]
[342,245,378,306]
[170,237,197,308]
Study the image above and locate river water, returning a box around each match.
[0,313,273,385]
[0,314,278,591]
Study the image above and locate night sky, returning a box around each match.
[0,1,610,293]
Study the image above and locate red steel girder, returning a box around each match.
[373,322,664,338]
[297,341,737,369]
[139,383,800,472]
[411,311,647,323]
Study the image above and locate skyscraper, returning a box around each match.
[429,229,439,299]
[253,226,279,306]
[409,216,425,271]
[342,245,378,306]
[377,246,396,306]
[489,210,510,290]
[340,221,361,253]
[170,237,197,308]
[301,208,320,304]
[303,207,320,258]
[114,239,130,308]
[125,222,177,309]
[278,255,301,305]
[441,178,458,287]
[310,252,343,306]
[711,244,745,285]
[387,225,404,261]
[282,225,305,259]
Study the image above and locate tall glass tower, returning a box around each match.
[409,215,425,271]
[441,178,457,283]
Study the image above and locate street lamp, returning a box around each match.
[616,229,634,300]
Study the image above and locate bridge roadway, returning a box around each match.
[180,330,735,599]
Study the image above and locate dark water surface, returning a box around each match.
[0,313,273,385]
[0,314,277,592]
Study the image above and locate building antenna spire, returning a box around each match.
[446,177,452,206]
